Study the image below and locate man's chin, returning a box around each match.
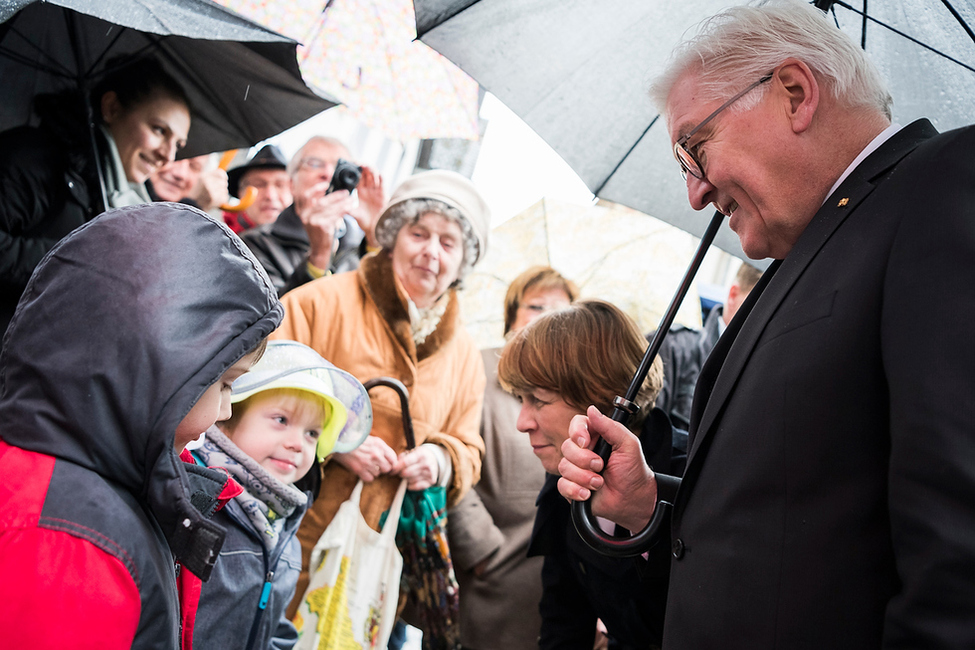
[734,230,769,260]
[250,211,279,226]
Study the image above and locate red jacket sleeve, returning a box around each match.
[0,527,141,649]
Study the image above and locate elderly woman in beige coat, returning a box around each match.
[273,170,490,623]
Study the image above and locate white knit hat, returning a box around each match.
[375,169,490,264]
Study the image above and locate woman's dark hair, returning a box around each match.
[90,56,191,117]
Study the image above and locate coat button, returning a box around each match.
[672,538,685,560]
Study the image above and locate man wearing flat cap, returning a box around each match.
[222,144,292,234]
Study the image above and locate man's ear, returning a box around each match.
[774,60,819,134]
[727,283,740,305]
[100,91,122,125]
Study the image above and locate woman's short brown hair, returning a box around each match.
[498,299,662,429]
[503,266,579,336]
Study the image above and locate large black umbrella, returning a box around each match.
[415,0,975,554]
[415,0,975,262]
[0,0,339,159]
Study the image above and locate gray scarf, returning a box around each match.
[196,427,307,548]
[98,125,152,209]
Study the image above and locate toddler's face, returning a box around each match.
[228,391,323,484]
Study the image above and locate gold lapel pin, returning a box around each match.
[838,197,849,207]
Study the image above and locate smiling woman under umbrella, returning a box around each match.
[272,170,490,635]
[0,56,191,335]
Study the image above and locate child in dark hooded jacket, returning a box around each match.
[0,202,282,650]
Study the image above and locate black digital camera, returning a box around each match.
[326,158,363,194]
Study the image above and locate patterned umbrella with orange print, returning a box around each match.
[214,0,481,142]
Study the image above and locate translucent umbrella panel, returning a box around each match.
[459,198,709,350]
[214,0,481,142]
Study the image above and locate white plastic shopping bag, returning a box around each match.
[294,479,407,650]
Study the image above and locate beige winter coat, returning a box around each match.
[274,252,486,616]
[448,347,546,649]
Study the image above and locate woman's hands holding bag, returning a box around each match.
[392,446,440,491]
[333,435,398,482]
[334,435,444,490]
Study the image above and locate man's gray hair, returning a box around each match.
[375,198,480,285]
[649,0,892,121]
[286,136,354,178]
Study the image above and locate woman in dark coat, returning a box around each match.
[0,57,191,334]
[498,299,687,650]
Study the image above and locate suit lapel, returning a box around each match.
[685,119,938,467]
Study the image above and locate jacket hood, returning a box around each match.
[0,202,283,575]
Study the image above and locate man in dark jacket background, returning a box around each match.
[653,261,762,430]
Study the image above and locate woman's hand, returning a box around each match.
[392,446,440,491]
[332,435,398,482]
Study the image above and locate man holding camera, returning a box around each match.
[240,136,385,295]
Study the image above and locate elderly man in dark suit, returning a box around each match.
[558,0,975,647]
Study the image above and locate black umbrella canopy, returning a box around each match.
[0,0,339,157]
[415,0,975,262]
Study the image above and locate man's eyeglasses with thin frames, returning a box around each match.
[674,73,773,181]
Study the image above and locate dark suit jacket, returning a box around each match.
[661,120,975,648]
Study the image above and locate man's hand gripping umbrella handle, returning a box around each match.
[570,210,725,557]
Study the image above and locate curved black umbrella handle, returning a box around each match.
[362,377,416,450]
[570,210,724,557]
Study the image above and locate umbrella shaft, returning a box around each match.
[608,209,726,430]
[571,209,725,558]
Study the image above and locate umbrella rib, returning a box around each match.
[860,0,867,49]
[300,0,334,63]
[80,25,132,80]
[146,34,246,146]
[832,0,975,73]
[415,1,480,39]
[374,0,408,138]
[0,44,73,78]
[594,115,660,196]
[939,0,975,46]
[2,24,75,78]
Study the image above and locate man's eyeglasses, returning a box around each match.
[674,73,773,181]
[299,157,331,171]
